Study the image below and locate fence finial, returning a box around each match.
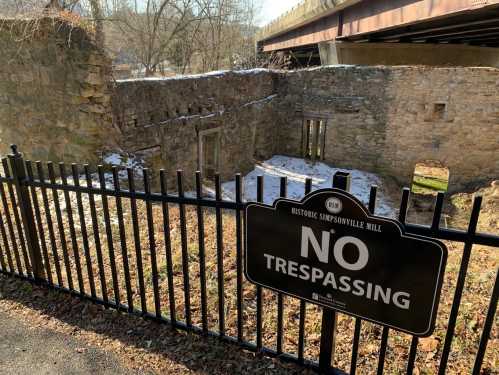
[10,144,19,155]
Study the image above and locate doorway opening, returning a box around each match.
[411,161,450,195]
[199,128,221,180]
[302,118,327,161]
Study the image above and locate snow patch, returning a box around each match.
[212,156,396,218]
[103,152,143,169]
[61,152,146,189]
[116,68,271,83]
[243,94,278,107]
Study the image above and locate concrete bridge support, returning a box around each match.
[318,42,499,67]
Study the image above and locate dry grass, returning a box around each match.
[0,179,497,374]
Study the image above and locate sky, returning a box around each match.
[258,0,303,26]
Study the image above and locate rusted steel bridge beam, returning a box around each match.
[259,0,499,52]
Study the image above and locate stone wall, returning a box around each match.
[114,65,499,191]
[384,67,499,190]
[275,66,389,173]
[276,66,499,191]
[1,18,497,191]
[0,17,116,165]
[112,70,280,185]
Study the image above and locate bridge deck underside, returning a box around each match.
[340,6,499,47]
[261,2,499,52]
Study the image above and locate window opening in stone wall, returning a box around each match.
[432,103,447,121]
[411,161,450,195]
[199,128,221,180]
[302,119,326,161]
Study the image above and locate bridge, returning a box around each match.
[257,0,499,67]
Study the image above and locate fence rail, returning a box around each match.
[0,145,497,374]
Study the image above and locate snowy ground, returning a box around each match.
[70,153,396,218]
[69,152,144,188]
[213,155,396,218]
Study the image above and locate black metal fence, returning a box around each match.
[0,145,497,374]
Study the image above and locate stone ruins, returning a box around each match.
[1,18,498,190]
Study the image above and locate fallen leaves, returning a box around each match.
[420,337,440,353]
[0,180,496,374]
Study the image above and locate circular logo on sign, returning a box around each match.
[326,197,343,214]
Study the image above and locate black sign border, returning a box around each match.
[244,188,448,337]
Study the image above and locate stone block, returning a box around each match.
[18,71,34,83]
[72,96,90,105]
[84,72,104,85]
[80,86,96,98]
[80,104,107,114]
[94,95,111,105]
[87,53,107,66]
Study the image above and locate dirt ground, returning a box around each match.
[0,179,496,374]
[0,275,311,374]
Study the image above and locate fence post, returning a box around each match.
[8,145,44,280]
[318,171,351,373]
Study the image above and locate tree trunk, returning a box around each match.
[89,0,104,49]
[145,66,155,77]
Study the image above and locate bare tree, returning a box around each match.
[2,0,264,76]
[2,0,92,16]
[109,0,207,76]
[112,0,262,75]
[190,0,260,72]
[88,0,104,47]
[2,0,105,48]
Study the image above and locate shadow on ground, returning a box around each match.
[0,309,134,375]
[0,274,313,374]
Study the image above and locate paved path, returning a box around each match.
[0,310,135,375]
